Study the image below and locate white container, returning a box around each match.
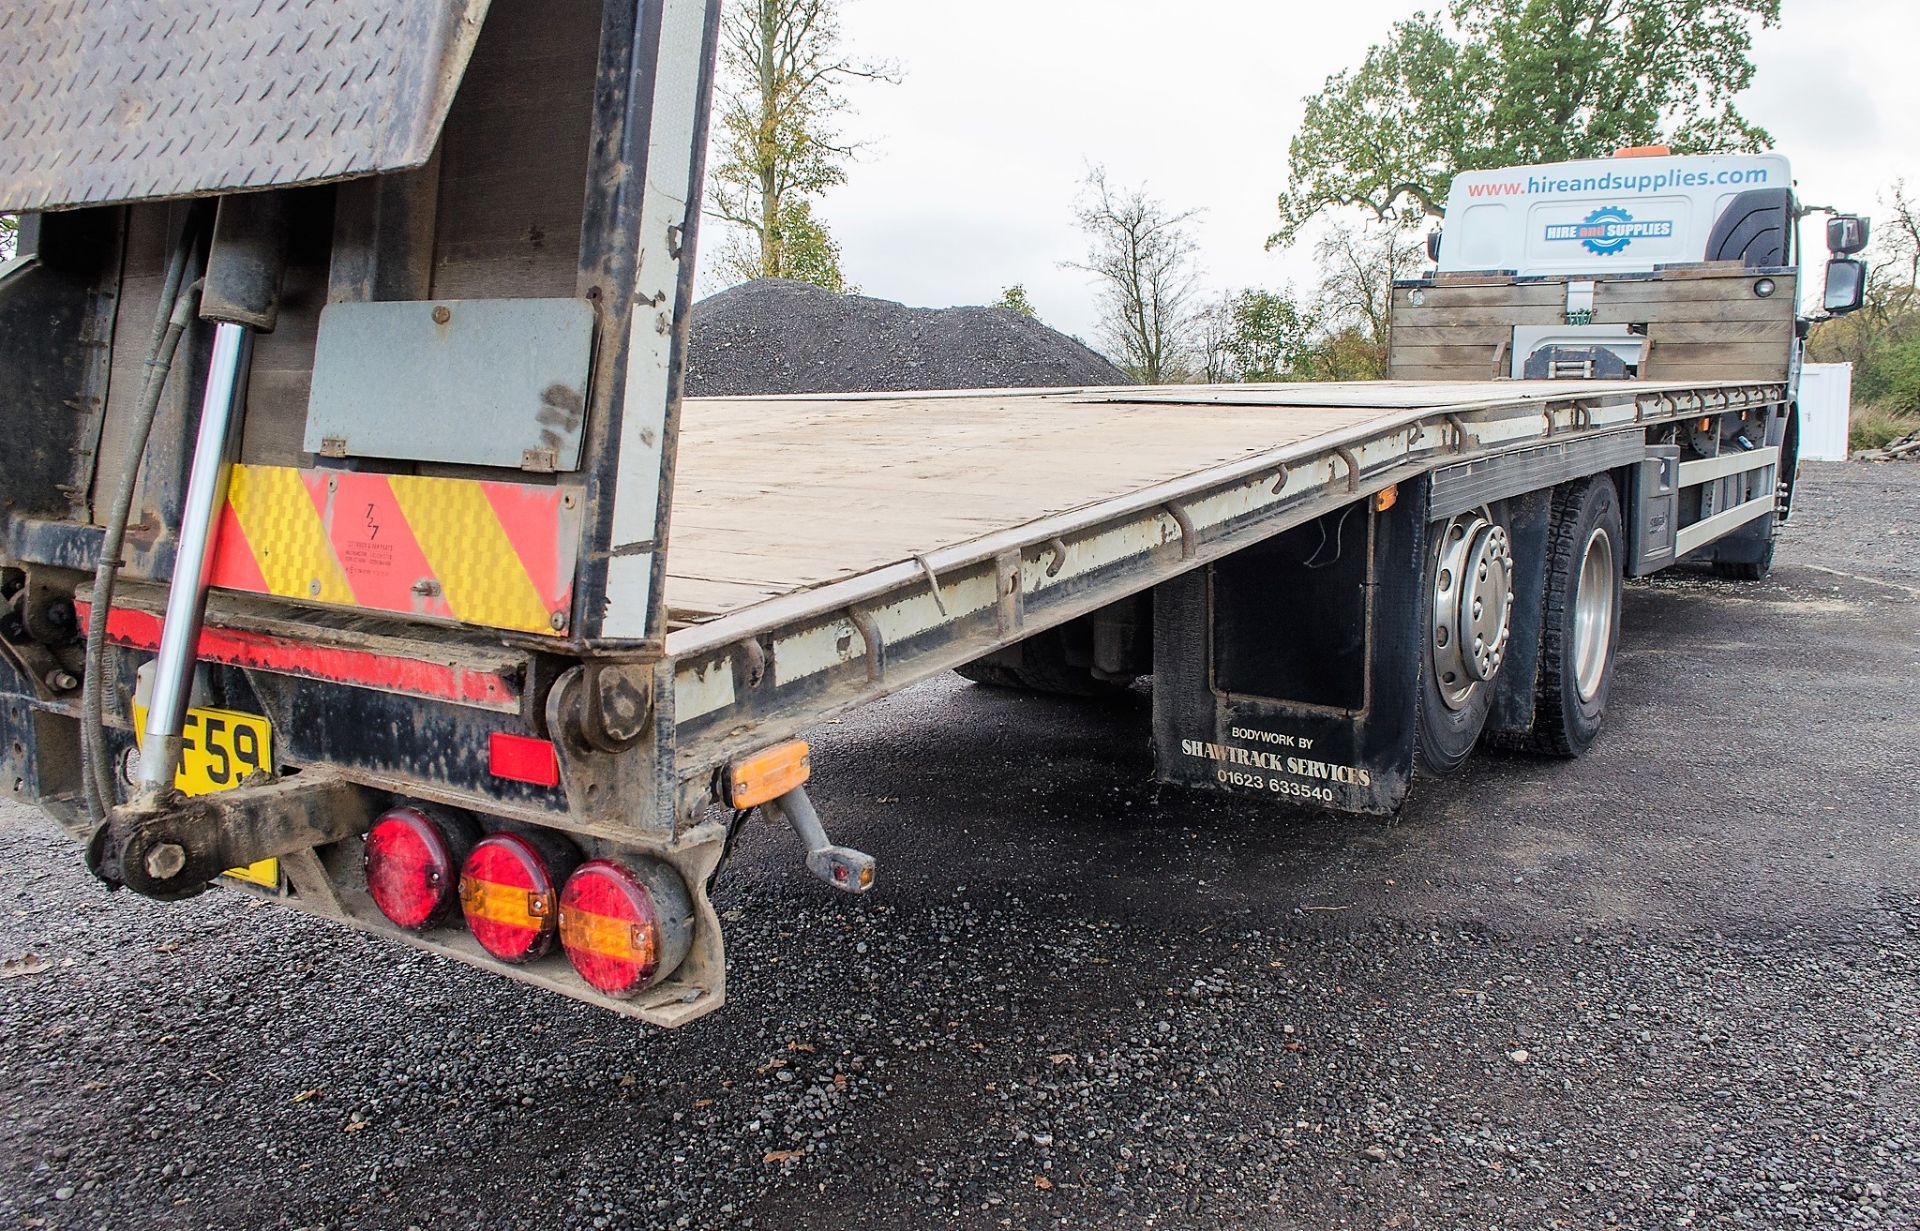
[1796,363,1854,460]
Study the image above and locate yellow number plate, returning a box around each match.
[132,703,277,886]
[173,706,274,796]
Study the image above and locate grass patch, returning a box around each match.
[1849,402,1920,454]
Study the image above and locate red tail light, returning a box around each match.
[557,859,693,998]
[458,831,578,963]
[364,805,477,931]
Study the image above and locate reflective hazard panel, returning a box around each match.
[209,465,579,636]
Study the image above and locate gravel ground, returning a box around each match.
[683,279,1128,396]
[2,460,1917,1230]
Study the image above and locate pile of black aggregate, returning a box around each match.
[684,278,1129,396]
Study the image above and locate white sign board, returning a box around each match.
[1440,154,1792,277]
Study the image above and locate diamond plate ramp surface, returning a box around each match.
[0,0,491,212]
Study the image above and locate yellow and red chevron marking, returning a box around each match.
[208,466,580,636]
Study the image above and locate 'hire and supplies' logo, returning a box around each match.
[1544,206,1674,256]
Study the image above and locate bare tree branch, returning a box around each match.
[1067,167,1204,384]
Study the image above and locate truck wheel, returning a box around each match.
[1711,529,1775,581]
[1526,478,1624,757]
[955,627,1133,698]
[1416,509,1515,776]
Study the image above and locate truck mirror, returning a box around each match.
[1826,215,1869,255]
[1822,257,1866,315]
[1426,230,1443,262]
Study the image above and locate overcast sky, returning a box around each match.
[698,0,1920,343]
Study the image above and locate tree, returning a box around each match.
[1269,0,1780,246]
[994,285,1037,318]
[1808,181,1920,419]
[0,214,15,262]
[707,0,895,287]
[717,197,855,292]
[1872,180,1920,296]
[1200,289,1319,383]
[1200,226,1421,385]
[1069,167,1204,384]
[1194,295,1239,384]
[1302,221,1426,377]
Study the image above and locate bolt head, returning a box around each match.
[143,842,187,881]
[549,612,567,631]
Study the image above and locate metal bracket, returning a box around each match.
[733,637,768,690]
[87,771,378,900]
[1161,502,1197,558]
[847,607,883,682]
[1331,446,1362,493]
[576,660,654,752]
[772,785,874,893]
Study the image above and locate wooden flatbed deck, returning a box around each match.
[663,380,1655,627]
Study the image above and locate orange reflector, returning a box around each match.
[726,740,811,809]
[460,875,553,924]
[1613,144,1671,158]
[1374,484,1399,513]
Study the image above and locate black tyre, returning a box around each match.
[1525,478,1624,757]
[1711,529,1775,581]
[1415,509,1515,777]
[1712,406,1793,581]
[954,626,1133,698]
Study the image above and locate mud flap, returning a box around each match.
[1151,477,1429,816]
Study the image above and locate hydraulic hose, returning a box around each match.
[80,227,205,826]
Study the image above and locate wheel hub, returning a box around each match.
[1572,525,1616,703]
[1431,512,1515,712]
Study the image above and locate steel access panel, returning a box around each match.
[304,298,595,472]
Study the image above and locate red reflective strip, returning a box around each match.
[488,732,561,787]
[207,502,269,594]
[482,480,566,610]
[79,604,519,711]
[321,472,443,619]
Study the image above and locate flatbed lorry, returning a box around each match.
[0,1,1869,1024]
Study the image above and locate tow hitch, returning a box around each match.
[87,773,375,901]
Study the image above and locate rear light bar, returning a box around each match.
[357,799,698,999]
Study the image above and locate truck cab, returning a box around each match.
[1389,148,1868,575]
[1402,149,1866,383]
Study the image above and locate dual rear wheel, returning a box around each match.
[1415,478,1624,776]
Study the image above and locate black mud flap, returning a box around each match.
[1151,477,1429,816]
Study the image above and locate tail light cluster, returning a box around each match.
[362,804,691,998]
[460,830,576,964]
